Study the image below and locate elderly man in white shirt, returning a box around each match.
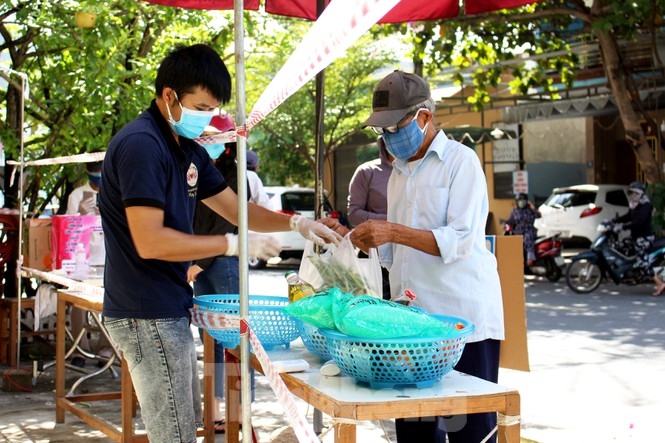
[323,70,504,443]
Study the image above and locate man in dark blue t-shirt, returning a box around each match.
[99,43,341,443]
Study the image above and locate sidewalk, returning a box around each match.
[4,271,661,442]
[0,333,397,443]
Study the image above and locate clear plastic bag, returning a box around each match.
[298,234,382,298]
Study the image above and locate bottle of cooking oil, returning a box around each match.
[285,271,316,303]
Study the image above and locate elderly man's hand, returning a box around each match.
[350,219,393,250]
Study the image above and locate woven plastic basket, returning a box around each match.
[295,319,331,362]
[193,294,299,350]
[319,314,475,389]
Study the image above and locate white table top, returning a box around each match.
[265,339,517,404]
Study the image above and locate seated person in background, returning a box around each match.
[66,160,113,367]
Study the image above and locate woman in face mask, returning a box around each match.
[613,182,663,295]
[505,193,541,266]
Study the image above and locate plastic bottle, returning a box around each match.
[285,270,316,303]
[74,243,89,279]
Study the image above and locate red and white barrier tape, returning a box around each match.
[189,308,241,330]
[242,318,320,442]
[7,151,105,167]
[245,0,400,131]
[193,131,239,145]
[190,309,319,441]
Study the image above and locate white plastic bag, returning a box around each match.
[298,234,382,298]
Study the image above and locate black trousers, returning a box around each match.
[395,339,501,443]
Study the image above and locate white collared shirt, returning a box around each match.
[379,130,504,342]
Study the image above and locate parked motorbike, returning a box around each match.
[565,219,665,293]
[503,222,564,282]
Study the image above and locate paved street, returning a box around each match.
[1,260,664,442]
[501,274,665,442]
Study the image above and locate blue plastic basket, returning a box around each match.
[295,319,331,362]
[319,315,475,389]
[193,294,299,350]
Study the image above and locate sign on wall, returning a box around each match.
[492,123,521,199]
[512,170,529,195]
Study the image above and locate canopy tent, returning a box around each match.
[137,1,538,440]
[146,0,537,21]
[147,0,539,218]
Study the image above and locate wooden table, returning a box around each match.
[225,344,520,443]
[55,289,216,442]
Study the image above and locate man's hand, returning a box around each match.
[224,233,282,260]
[350,219,393,250]
[290,215,343,246]
[187,265,203,283]
[319,217,351,238]
[78,196,98,215]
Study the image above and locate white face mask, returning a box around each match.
[629,191,642,208]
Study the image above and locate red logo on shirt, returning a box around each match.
[187,163,198,187]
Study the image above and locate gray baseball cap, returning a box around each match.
[363,70,431,128]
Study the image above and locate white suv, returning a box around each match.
[248,186,340,269]
[535,184,630,246]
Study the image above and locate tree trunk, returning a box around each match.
[595,29,662,184]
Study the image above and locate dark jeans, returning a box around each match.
[395,339,501,443]
[358,250,391,300]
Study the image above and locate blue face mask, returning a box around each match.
[203,143,225,160]
[166,92,215,139]
[87,172,101,188]
[383,110,428,161]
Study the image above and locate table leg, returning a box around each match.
[333,422,356,443]
[202,331,215,442]
[225,348,241,443]
[55,297,66,423]
[8,300,18,366]
[498,392,521,443]
[0,300,8,364]
[120,358,135,441]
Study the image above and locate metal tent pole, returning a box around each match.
[233,1,252,442]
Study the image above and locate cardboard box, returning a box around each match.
[23,218,52,271]
[51,215,102,272]
[493,235,530,372]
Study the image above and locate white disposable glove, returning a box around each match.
[224,233,281,261]
[290,215,343,247]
